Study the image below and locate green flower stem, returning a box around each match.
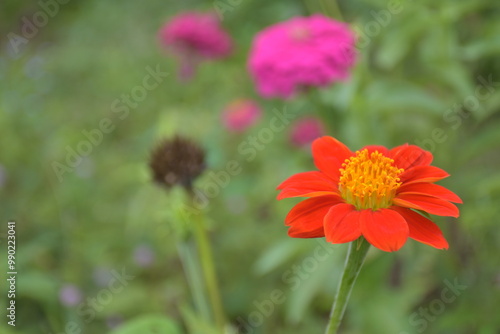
[192,213,226,333]
[302,0,344,21]
[307,88,343,137]
[325,237,371,334]
[177,241,211,322]
[321,0,344,21]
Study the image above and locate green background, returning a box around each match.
[1,0,500,333]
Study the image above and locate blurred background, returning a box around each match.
[1,0,500,333]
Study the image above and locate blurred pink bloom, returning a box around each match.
[133,244,155,268]
[248,15,356,99]
[159,12,232,80]
[289,117,326,147]
[222,99,262,132]
[59,284,83,307]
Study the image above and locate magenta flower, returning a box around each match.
[289,117,326,147]
[248,14,356,98]
[222,99,262,133]
[159,12,232,80]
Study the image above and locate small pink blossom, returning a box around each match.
[289,117,326,147]
[248,15,356,98]
[222,99,262,133]
[159,12,232,80]
[133,244,155,268]
[59,284,83,307]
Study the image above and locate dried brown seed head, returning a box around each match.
[149,136,205,191]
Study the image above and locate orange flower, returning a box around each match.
[277,136,462,252]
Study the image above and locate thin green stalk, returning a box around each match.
[192,213,226,333]
[320,0,344,21]
[325,238,370,334]
[302,0,317,15]
[308,88,343,136]
[177,241,211,322]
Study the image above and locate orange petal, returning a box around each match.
[312,136,353,181]
[359,209,409,252]
[388,143,408,157]
[399,166,450,185]
[286,196,343,226]
[288,225,325,238]
[391,207,449,249]
[277,171,339,200]
[390,144,433,170]
[397,183,462,203]
[393,194,459,217]
[286,196,343,238]
[323,204,361,244]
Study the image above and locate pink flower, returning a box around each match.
[289,117,326,147]
[248,15,356,98]
[133,244,155,268]
[222,99,262,132]
[159,12,232,80]
[59,284,83,307]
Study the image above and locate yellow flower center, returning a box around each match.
[339,149,404,210]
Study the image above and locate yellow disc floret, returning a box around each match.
[339,149,404,210]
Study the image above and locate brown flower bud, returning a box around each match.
[149,136,205,191]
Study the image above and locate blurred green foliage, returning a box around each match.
[1,0,500,333]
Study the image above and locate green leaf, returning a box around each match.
[375,15,427,69]
[286,263,336,324]
[18,271,58,305]
[365,79,447,116]
[253,239,300,276]
[462,21,500,61]
[180,304,222,334]
[459,120,500,163]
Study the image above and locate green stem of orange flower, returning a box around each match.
[325,237,370,334]
[192,213,226,333]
